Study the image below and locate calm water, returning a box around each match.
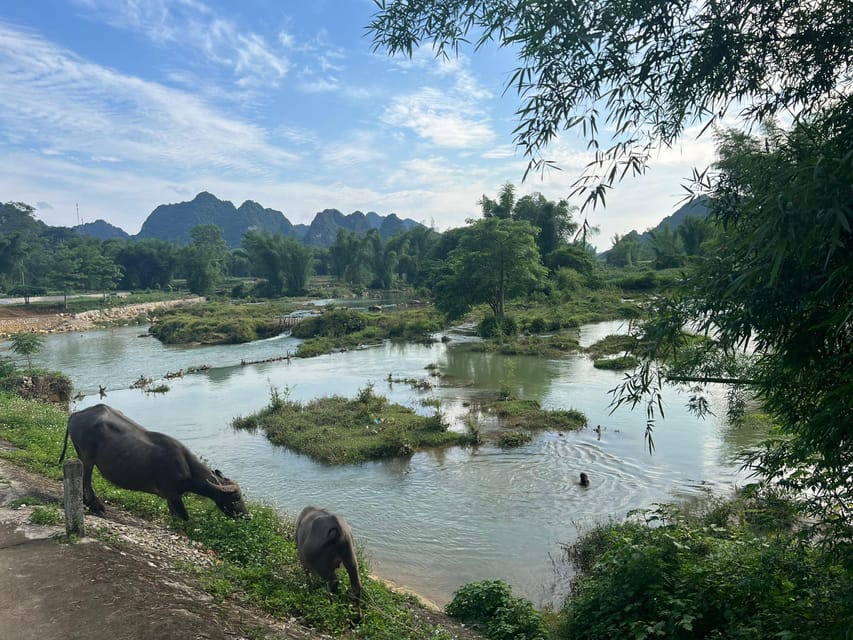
[13,320,762,607]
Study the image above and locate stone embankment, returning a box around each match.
[0,297,204,338]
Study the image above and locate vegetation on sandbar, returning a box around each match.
[148,300,292,344]
[292,306,445,357]
[483,398,587,433]
[232,384,473,464]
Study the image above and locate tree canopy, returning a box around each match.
[433,217,546,320]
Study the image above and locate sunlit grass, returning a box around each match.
[233,384,473,464]
[0,392,465,639]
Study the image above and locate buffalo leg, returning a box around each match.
[340,548,362,618]
[81,464,106,515]
[167,497,189,520]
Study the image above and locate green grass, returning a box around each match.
[149,300,292,345]
[485,398,587,432]
[30,504,63,525]
[233,385,473,464]
[0,392,469,639]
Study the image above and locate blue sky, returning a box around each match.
[0,0,716,249]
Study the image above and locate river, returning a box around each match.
[15,320,762,608]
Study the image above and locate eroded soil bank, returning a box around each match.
[0,298,204,338]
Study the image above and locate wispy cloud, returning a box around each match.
[321,131,386,168]
[379,47,496,149]
[0,22,299,176]
[72,0,290,87]
[382,87,495,148]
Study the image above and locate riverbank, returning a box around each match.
[0,297,204,338]
[0,395,484,640]
[0,455,316,640]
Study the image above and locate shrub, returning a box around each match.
[496,431,533,448]
[558,502,853,640]
[0,356,16,378]
[592,355,639,370]
[446,580,547,640]
[526,316,548,333]
[30,504,63,526]
[478,315,518,338]
[616,270,658,290]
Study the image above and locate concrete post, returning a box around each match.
[63,459,85,538]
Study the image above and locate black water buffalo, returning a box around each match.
[295,506,362,614]
[59,403,250,521]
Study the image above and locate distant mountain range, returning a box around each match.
[74,191,423,248]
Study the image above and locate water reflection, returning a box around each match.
[441,348,555,401]
[27,320,767,608]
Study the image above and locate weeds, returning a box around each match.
[232,386,473,464]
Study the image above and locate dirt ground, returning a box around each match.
[0,455,317,640]
[0,454,482,640]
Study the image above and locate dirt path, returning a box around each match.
[0,454,482,640]
[0,456,319,640]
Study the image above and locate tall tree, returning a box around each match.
[647,226,684,269]
[387,225,440,286]
[45,244,84,309]
[366,229,397,290]
[116,239,178,290]
[182,224,227,296]
[479,182,516,219]
[243,231,314,296]
[433,217,546,319]
[512,192,578,260]
[677,217,711,257]
[329,229,371,285]
[606,232,643,268]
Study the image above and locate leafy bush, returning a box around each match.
[0,356,16,378]
[446,579,547,640]
[592,355,639,370]
[496,430,533,448]
[479,315,519,338]
[614,270,658,290]
[291,308,367,338]
[526,316,548,333]
[558,502,853,640]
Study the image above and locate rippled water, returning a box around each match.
[15,320,763,607]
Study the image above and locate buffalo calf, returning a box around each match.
[295,506,362,614]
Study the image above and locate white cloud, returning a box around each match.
[382,87,495,148]
[321,131,386,168]
[299,77,340,93]
[71,0,290,87]
[0,23,299,177]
